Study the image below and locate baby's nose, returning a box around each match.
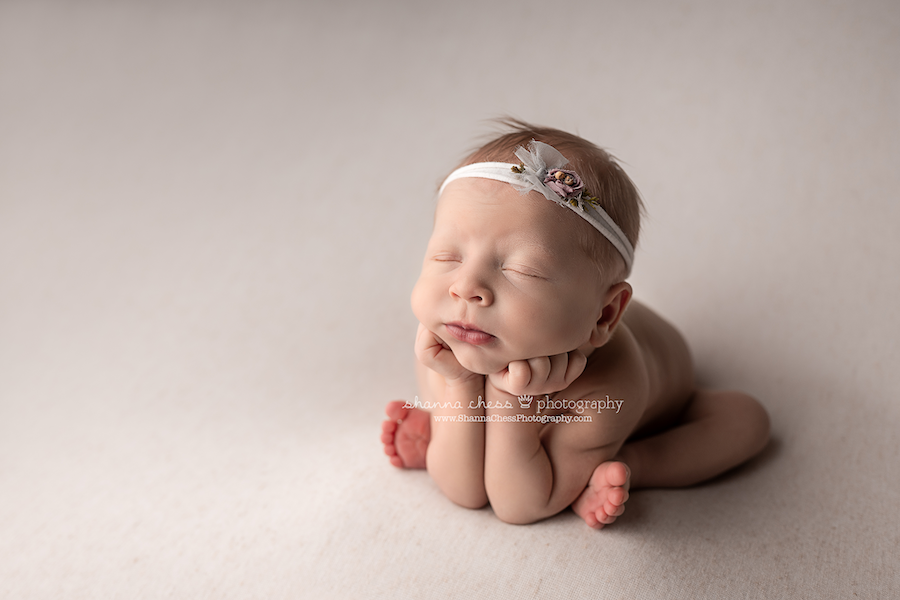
[450,271,493,305]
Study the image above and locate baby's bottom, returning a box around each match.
[382,388,769,528]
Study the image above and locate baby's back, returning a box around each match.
[620,300,695,436]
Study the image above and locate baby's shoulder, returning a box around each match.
[546,327,649,445]
[551,300,696,442]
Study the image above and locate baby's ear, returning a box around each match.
[589,282,632,348]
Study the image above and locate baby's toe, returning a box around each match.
[598,511,618,525]
[606,463,630,488]
[604,501,626,518]
[385,400,409,421]
[608,486,627,506]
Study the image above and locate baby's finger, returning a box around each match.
[526,356,552,386]
[564,349,587,385]
[546,352,570,385]
[413,323,442,362]
[414,323,462,379]
[506,360,532,394]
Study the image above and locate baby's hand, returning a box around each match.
[414,323,480,384]
[488,350,587,398]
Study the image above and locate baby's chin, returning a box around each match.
[453,349,510,377]
[454,346,540,377]
[454,340,593,376]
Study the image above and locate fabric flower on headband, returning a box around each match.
[510,141,601,211]
[544,169,584,200]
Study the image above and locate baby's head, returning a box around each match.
[457,119,643,282]
[412,120,643,375]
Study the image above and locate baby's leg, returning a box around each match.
[613,389,770,489]
[381,400,430,469]
[571,389,767,528]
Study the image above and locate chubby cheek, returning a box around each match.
[410,277,435,326]
[513,303,592,356]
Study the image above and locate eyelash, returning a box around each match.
[431,254,545,280]
[504,267,543,279]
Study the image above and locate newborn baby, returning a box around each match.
[381,120,770,528]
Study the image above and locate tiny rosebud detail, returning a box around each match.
[544,169,585,200]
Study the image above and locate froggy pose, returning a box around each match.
[381,121,770,528]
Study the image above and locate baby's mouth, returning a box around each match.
[445,322,495,346]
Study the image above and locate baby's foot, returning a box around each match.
[380,400,431,469]
[571,461,631,529]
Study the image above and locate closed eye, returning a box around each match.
[503,266,547,280]
[431,253,461,263]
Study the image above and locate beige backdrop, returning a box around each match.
[1,0,898,598]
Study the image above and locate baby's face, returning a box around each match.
[411,178,607,375]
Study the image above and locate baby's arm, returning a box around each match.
[483,353,627,524]
[414,324,489,509]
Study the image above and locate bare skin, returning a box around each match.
[382,401,429,469]
[382,178,771,528]
[383,302,770,527]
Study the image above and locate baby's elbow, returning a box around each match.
[490,500,546,525]
[493,508,536,525]
[451,491,489,510]
[435,476,488,510]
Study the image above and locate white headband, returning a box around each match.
[439,140,634,274]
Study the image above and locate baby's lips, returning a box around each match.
[445,322,495,346]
